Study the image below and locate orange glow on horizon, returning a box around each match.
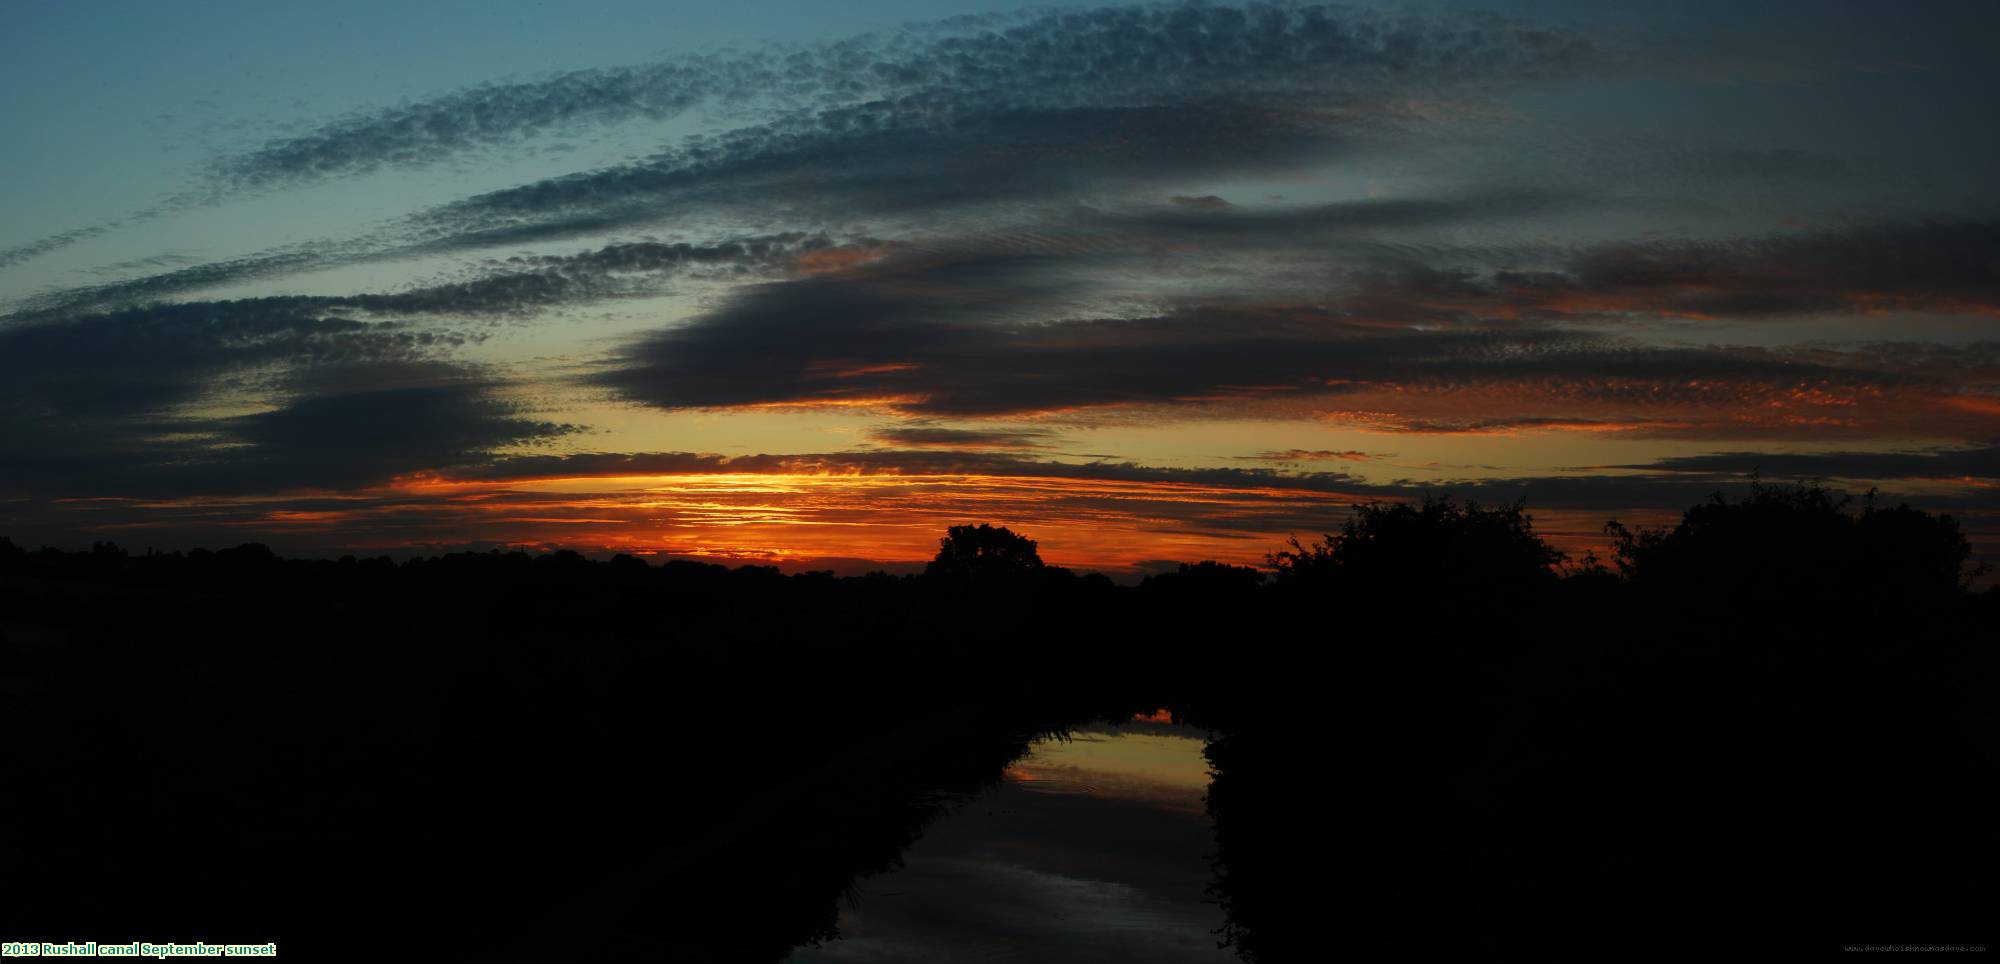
[43,460,1952,577]
[108,466,1363,571]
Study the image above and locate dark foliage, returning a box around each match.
[924,523,1047,579]
[0,485,1992,959]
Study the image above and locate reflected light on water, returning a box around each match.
[1004,719,1211,814]
[786,716,1231,963]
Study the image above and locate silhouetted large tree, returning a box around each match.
[1269,496,1563,593]
[924,523,1045,579]
[1609,482,1978,626]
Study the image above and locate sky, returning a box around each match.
[3,0,1997,575]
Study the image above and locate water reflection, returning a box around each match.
[787,718,1231,963]
[1005,720,1211,815]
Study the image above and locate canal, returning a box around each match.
[786,715,1233,963]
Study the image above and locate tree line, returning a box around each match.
[0,483,1992,958]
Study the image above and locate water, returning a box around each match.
[786,717,1235,963]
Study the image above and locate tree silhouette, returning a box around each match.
[1269,496,1562,594]
[924,524,1045,579]
[1606,481,1978,647]
[0,494,1991,960]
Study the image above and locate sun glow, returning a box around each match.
[359,470,1360,568]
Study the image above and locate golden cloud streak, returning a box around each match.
[260,469,1363,569]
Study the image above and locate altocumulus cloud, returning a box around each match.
[2,1,1995,567]
[211,4,1602,193]
[581,227,1996,440]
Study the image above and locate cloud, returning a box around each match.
[9,233,857,322]
[1553,220,2000,320]
[1345,220,2000,325]
[1612,441,2000,482]
[0,292,570,498]
[411,101,1358,246]
[582,244,1987,436]
[0,223,118,269]
[13,207,1997,522]
[0,367,569,500]
[5,2,1994,571]
[433,448,1998,511]
[428,449,1365,493]
[0,446,1374,568]
[1238,449,1382,462]
[7,249,335,320]
[0,301,466,422]
[394,3,1603,245]
[13,0,1596,274]
[211,368,576,491]
[868,426,1055,450]
[5,440,1993,573]
[209,4,1601,194]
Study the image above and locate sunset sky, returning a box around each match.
[3,0,1996,575]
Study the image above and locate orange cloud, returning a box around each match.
[205,467,1351,572]
[795,246,889,275]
